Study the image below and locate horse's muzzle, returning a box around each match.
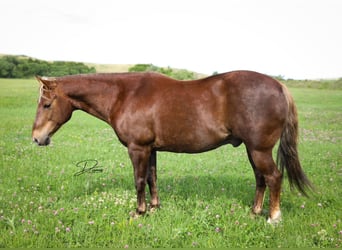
[33,136,50,146]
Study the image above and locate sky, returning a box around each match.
[1,0,341,79]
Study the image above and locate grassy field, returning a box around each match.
[0,78,341,247]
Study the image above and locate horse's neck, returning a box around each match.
[62,79,119,123]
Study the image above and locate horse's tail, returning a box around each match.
[277,85,313,196]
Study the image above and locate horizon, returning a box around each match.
[1,52,341,80]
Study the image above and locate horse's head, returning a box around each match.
[32,76,73,146]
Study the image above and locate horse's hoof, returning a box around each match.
[267,211,282,225]
[149,203,160,213]
[149,207,157,214]
[129,211,143,219]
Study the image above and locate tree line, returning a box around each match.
[0,56,198,80]
[0,55,96,78]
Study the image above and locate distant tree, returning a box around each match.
[128,64,153,72]
[0,55,96,78]
[158,66,173,76]
[170,69,195,80]
[0,58,15,78]
[128,64,196,80]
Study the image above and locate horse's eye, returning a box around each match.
[43,103,51,109]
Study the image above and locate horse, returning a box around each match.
[32,70,312,223]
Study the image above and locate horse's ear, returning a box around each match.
[36,76,57,89]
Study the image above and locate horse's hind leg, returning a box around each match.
[247,148,266,215]
[247,147,283,223]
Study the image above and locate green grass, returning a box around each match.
[0,78,341,247]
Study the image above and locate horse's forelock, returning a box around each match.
[37,76,57,102]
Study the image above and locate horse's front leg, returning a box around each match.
[128,144,151,215]
[147,150,160,210]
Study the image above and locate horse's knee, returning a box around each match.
[136,177,147,193]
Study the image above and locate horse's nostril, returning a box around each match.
[33,137,49,146]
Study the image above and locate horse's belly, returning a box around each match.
[154,128,230,153]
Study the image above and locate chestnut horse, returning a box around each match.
[32,70,312,223]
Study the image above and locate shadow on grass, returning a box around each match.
[159,174,255,206]
[70,171,256,209]
[67,168,307,221]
